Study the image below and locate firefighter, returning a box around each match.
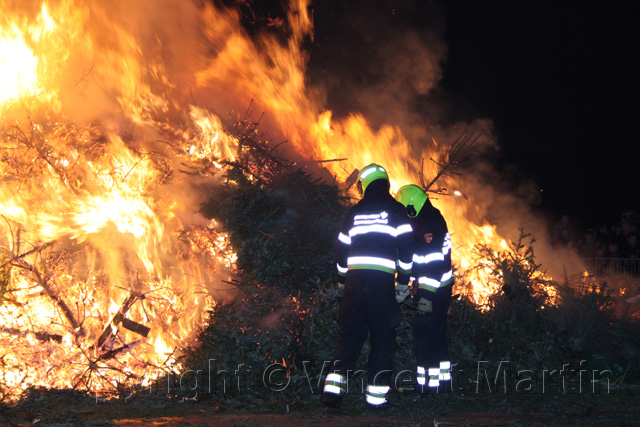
[395,184,453,397]
[321,163,414,410]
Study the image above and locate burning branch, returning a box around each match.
[72,343,145,392]
[224,102,295,182]
[421,130,481,193]
[1,220,89,337]
[2,120,75,193]
[94,291,150,350]
[312,158,348,164]
[97,340,143,362]
[0,326,63,343]
[9,249,84,336]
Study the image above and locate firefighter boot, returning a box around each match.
[321,391,342,409]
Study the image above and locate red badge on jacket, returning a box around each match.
[424,233,433,243]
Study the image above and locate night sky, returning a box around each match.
[441,0,640,228]
[237,0,640,229]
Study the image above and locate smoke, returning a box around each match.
[303,0,503,169]
[302,0,586,277]
[51,0,203,123]
[307,0,447,140]
[39,0,585,278]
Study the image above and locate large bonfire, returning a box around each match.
[0,0,581,401]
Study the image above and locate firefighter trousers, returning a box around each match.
[323,271,400,404]
[412,284,452,393]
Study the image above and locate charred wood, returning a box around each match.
[0,326,63,343]
[94,292,149,350]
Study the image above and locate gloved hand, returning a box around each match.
[417,297,433,313]
[337,282,344,297]
[395,283,411,303]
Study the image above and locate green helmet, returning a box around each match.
[395,184,428,217]
[357,163,389,196]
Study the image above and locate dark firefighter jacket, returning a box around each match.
[336,180,414,285]
[409,199,452,300]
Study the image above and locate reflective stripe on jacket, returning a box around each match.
[410,201,452,297]
[336,183,413,285]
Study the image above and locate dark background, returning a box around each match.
[441,0,640,229]
[232,0,640,229]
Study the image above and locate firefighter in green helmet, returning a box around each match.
[395,184,454,397]
[321,163,414,410]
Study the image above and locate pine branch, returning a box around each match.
[10,255,83,335]
[422,130,482,192]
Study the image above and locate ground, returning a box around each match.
[2,386,639,427]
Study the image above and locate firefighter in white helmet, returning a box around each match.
[321,163,414,410]
[395,184,453,397]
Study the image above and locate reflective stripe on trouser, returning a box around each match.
[416,366,426,386]
[412,285,452,392]
[323,372,346,396]
[366,384,390,406]
[329,270,399,403]
[428,367,440,388]
[439,361,451,381]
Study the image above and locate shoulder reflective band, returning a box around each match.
[338,232,351,245]
[413,252,444,264]
[366,384,389,406]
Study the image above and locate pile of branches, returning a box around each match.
[0,116,216,404]
[177,120,351,406]
[0,121,165,403]
[449,231,639,392]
